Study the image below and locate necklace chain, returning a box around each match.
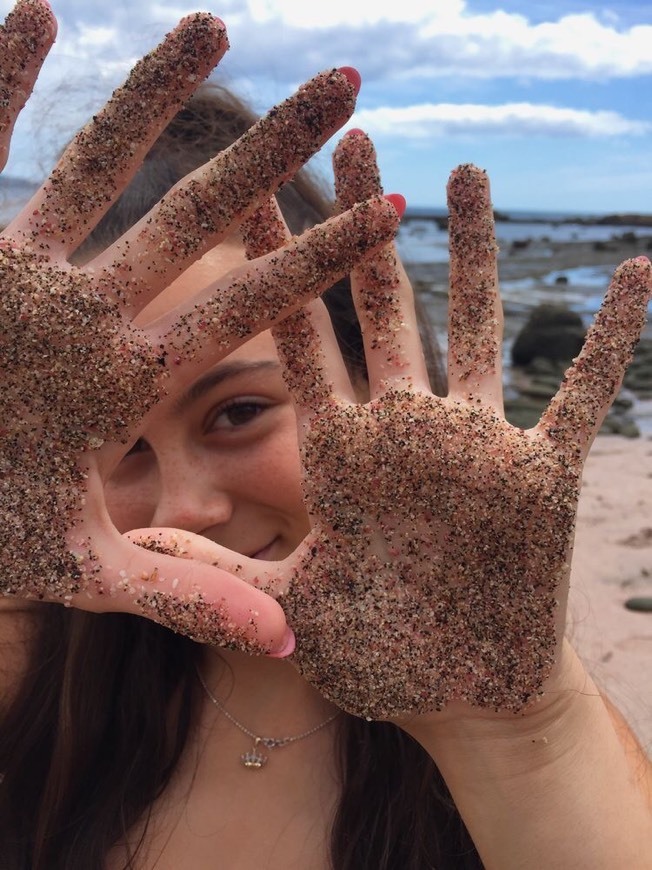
[195,665,340,769]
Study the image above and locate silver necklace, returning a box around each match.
[196,666,340,770]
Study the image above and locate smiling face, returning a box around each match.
[105,242,311,561]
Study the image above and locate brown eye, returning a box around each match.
[207,400,267,432]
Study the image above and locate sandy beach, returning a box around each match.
[570,435,652,750]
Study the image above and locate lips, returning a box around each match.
[249,537,278,560]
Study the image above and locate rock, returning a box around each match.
[503,399,543,430]
[594,213,652,227]
[611,394,634,411]
[624,597,652,613]
[507,323,642,436]
[623,338,652,397]
[520,380,558,399]
[511,304,586,367]
[524,356,563,376]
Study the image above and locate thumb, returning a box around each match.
[81,528,294,656]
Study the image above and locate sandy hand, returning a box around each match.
[239,133,652,717]
[0,2,399,654]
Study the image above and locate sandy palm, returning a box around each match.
[203,134,651,717]
[0,1,399,652]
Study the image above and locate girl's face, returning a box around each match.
[105,242,310,561]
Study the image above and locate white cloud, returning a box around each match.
[246,0,465,27]
[219,1,652,80]
[349,103,651,138]
[3,0,650,82]
[2,0,651,216]
[410,11,652,79]
[75,24,116,48]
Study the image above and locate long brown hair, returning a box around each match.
[0,85,478,869]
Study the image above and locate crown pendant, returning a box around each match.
[240,737,269,770]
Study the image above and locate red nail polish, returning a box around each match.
[338,66,361,94]
[344,128,366,137]
[385,193,407,218]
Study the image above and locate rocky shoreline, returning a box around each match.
[408,230,652,286]
[408,233,652,437]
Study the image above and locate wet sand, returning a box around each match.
[570,435,652,749]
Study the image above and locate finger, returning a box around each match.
[142,196,400,390]
[447,164,503,409]
[0,0,56,173]
[239,196,358,406]
[538,256,652,457]
[94,69,361,315]
[333,130,430,395]
[128,527,292,601]
[240,195,359,404]
[273,301,357,418]
[240,196,292,258]
[5,12,228,255]
[68,527,292,655]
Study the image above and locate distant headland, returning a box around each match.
[403,207,652,230]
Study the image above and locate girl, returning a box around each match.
[1,2,650,867]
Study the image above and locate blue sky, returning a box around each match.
[2,0,651,214]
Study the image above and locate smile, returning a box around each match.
[250,537,279,560]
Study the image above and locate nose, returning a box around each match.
[149,453,234,535]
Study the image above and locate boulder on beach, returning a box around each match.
[624,338,652,399]
[511,304,586,367]
[506,305,647,437]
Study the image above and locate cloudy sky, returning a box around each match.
[2,0,651,214]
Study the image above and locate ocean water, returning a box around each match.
[3,174,651,338]
[3,174,650,340]
[398,213,652,434]
[397,215,652,334]
[397,213,650,264]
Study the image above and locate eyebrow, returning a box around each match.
[174,360,282,412]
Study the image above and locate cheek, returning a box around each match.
[241,425,306,514]
[105,475,158,533]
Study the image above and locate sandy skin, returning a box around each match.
[1,2,649,723]
[0,1,399,652]
[233,135,652,719]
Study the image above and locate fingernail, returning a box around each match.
[385,193,407,218]
[338,66,361,94]
[268,627,296,658]
[344,128,366,137]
